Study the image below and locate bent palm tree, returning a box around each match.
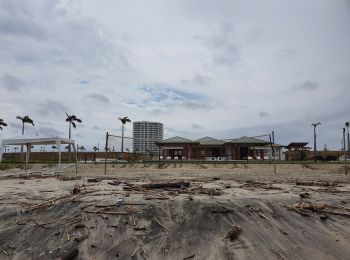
[0,118,7,130]
[65,113,82,161]
[16,115,34,135]
[16,115,35,159]
[118,116,131,153]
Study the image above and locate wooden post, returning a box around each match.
[343,128,348,175]
[104,132,108,175]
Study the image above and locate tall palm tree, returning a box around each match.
[118,116,131,153]
[65,113,82,161]
[16,115,34,159]
[93,146,99,152]
[52,145,57,151]
[0,118,7,130]
[16,115,34,135]
[311,122,321,162]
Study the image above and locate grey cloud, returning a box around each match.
[37,100,68,116]
[38,126,64,137]
[191,124,203,129]
[245,27,263,44]
[295,80,319,91]
[197,23,240,66]
[85,93,110,103]
[277,48,299,58]
[0,16,46,39]
[181,101,213,110]
[182,75,211,87]
[2,73,24,91]
[259,111,269,117]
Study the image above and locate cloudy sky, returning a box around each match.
[1,0,350,150]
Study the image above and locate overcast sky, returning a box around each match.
[1,0,350,150]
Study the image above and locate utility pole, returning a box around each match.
[345,122,349,153]
[343,128,347,175]
[311,122,321,162]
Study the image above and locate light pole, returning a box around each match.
[345,122,349,153]
[311,122,321,161]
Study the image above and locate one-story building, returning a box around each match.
[156,136,283,160]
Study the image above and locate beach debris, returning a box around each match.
[212,177,220,181]
[240,180,282,190]
[74,223,85,229]
[225,225,241,241]
[85,210,128,215]
[1,249,9,256]
[142,181,190,189]
[87,178,101,183]
[299,192,310,198]
[183,254,195,260]
[294,202,326,211]
[295,180,336,187]
[319,214,328,220]
[72,184,81,194]
[116,198,124,206]
[108,180,121,186]
[61,248,79,260]
[145,196,169,200]
[212,206,235,214]
[258,212,270,220]
[74,234,88,242]
[153,217,170,231]
[133,226,147,231]
[131,247,140,257]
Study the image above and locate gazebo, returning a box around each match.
[0,135,77,173]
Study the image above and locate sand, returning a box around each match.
[0,163,349,259]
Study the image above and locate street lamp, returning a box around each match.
[345,122,349,153]
[311,122,321,161]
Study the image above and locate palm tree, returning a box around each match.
[118,116,131,153]
[93,146,99,152]
[0,118,7,130]
[65,113,82,161]
[16,115,34,135]
[16,115,34,159]
[52,145,57,151]
[78,146,86,152]
[311,122,321,162]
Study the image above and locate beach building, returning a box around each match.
[156,136,283,160]
[133,121,163,155]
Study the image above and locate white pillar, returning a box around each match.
[0,144,5,164]
[57,140,61,171]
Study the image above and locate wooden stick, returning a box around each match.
[85,211,128,215]
[131,247,140,257]
[153,217,170,231]
[1,249,9,256]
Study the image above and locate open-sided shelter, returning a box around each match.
[0,135,77,172]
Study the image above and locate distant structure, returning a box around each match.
[133,121,164,155]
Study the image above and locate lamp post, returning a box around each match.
[345,122,349,153]
[311,122,321,161]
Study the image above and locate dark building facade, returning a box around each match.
[156,136,274,160]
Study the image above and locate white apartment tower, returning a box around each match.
[133,121,164,155]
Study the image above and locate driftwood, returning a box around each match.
[61,248,79,260]
[153,217,170,231]
[295,180,336,187]
[224,225,241,241]
[142,182,190,189]
[183,255,195,260]
[85,211,128,215]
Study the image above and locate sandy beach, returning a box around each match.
[0,163,349,259]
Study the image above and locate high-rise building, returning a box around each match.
[133,121,163,155]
